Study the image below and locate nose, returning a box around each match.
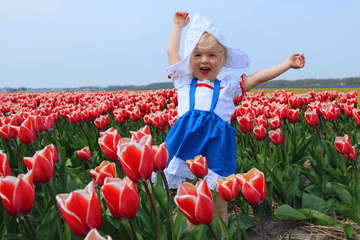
[200,55,209,64]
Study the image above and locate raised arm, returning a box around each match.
[243,53,305,92]
[167,11,190,66]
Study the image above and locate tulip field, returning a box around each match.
[0,88,360,239]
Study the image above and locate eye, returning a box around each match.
[194,54,201,57]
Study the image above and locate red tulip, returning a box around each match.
[236,114,254,134]
[77,146,92,161]
[320,105,339,122]
[346,146,357,161]
[129,108,141,122]
[334,134,352,156]
[0,124,15,142]
[216,175,239,202]
[278,105,289,120]
[152,142,169,172]
[0,170,35,217]
[85,229,113,240]
[186,155,208,179]
[236,168,266,206]
[28,115,45,135]
[11,117,37,145]
[352,109,360,126]
[90,161,116,187]
[344,104,354,117]
[130,125,151,143]
[174,180,214,225]
[98,128,121,161]
[253,125,267,141]
[255,114,268,128]
[268,116,281,130]
[43,116,55,131]
[48,144,59,164]
[101,176,139,220]
[305,110,319,127]
[56,181,102,238]
[268,128,283,146]
[94,114,110,130]
[288,109,299,123]
[0,150,12,177]
[23,145,55,184]
[117,135,154,183]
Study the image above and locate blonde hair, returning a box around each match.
[197,32,228,61]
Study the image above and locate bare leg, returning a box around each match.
[217,192,228,237]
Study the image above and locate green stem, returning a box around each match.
[11,139,22,170]
[232,201,241,240]
[129,219,139,240]
[258,206,266,240]
[40,134,49,145]
[54,165,68,192]
[46,183,64,240]
[24,215,38,240]
[142,182,160,240]
[315,127,324,164]
[207,224,219,240]
[161,171,174,240]
[29,144,37,154]
[18,217,25,240]
[115,161,125,178]
[266,135,273,168]
[279,144,287,170]
[51,130,60,148]
[249,133,261,170]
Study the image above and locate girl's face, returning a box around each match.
[189,34,226,83]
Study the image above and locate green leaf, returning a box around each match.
[173,209,185,240]
[63,224,72,240]
[66,171,85,192]
[294,133,314,161]
[285,165,300,204]
[153,172,168,216]
[216,211,233,240]
[274,204,307,221]
[343,223,353,240]
[236,214,255,231]
[137,207,152,231]
[297,209,342,227]
[333,184,352,205]
[322,202,360,225]
[183,225,206,240]
[302,193,326,213]
[35,205,57,239]
[133,223,156,240]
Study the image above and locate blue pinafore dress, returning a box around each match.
[165,78,237,177]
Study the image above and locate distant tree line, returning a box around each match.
[257,77,360,87]
[105,77,360,90]
[107,82,175,91]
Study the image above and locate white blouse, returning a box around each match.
[172,72,245,123]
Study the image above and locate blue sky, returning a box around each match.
[1,0,359,88]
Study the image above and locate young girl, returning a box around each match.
[164,11,305,230]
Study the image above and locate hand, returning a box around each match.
[173,11,190,28]
[287,53,305,69]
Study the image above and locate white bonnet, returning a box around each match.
[165,13,251,76]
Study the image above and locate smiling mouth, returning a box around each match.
[200,67,211,76]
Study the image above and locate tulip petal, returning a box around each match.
[101,183,122,220]
[119,143,142,182]
[57,194,88,237]
[87,189,102,231]
[249,172,266,202]
[0,177,17,216]
[13,176,35,216]
[241,181,262,206]
[119,184,139,219]
[174,195,200,225]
